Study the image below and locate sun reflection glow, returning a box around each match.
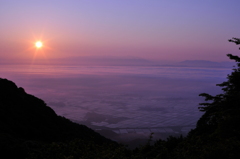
[35,41,43,48]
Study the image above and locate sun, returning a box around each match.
[35,41,43,48]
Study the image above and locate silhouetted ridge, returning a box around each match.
[0,78,115,156]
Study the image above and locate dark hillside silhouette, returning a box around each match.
[0,78,111,142]
[0,78,120,158]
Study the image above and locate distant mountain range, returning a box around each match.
[0,56,235,68]
[55,57,235,68]
[57,56,154,66]
[177,60,235,68]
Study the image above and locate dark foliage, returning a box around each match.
[176,38,240,158]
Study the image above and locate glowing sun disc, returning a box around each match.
[35,41,43,48]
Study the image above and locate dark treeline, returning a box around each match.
[1,38,240,158]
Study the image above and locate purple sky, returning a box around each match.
[1,0,240,63]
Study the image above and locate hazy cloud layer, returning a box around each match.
[1,65,231,130]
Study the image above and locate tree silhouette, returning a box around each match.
[197,38,240,133]
[175,38,240,158]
